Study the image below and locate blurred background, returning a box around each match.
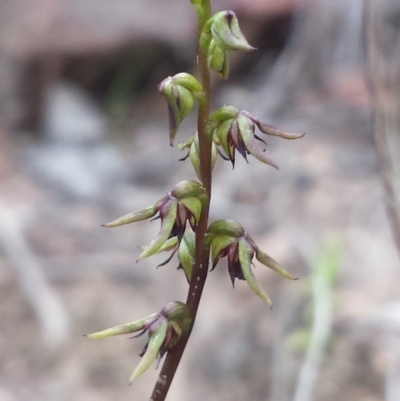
[0,0,400,400]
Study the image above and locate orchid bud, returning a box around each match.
[210,11,255,52]
[158,73,203,146]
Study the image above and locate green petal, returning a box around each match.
[137,200,178,261]
[238,238,272,305]
[210,235,236,266]
[255,248,297,280]
[129,319,168,383]
[179,197,202,224]
[103,205,158,227]
[86,314,157,339]
[176,85,194,121]
[154,236,179,253]
[216,118,234,160]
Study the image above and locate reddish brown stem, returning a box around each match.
[149,2,212,401]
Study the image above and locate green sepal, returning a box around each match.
[237,114,279,169]
[103,205,158,227]
[189,137,201,180]
[177,135,195,151]
[238,238,272,305]
[175,86,194,120]
[178,228,196,282]
[153,236,179,253]
[216,118,234,160]
[162,301,192,333]
[172,73,203,97]
[129,319,168,383]
[207,219,244,238]
[188,133,217,180]
[171,180,205,200]
[210,11,255,52]
[199,16,213,51]
[209,105,239,123]
[208,39,229,79]
[85,314,157,339]
[137,200,178,261]
[255,248,297,280]
[254,118,306,140]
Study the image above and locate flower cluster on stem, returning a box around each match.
[87,1,304,401]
